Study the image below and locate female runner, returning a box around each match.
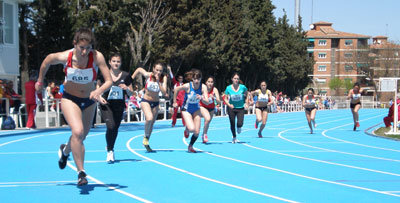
[36,28,112,186]
[302,88,319,134]
[199,76,221,143]
[173,69,209,152]
[252,81,273,137]
[131,63,168,152]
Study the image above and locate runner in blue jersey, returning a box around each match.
[173,69,209,152]
[223,72,252,143]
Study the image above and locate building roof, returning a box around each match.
[306,21,370,39]
[373,36,388,39]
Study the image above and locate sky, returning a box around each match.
[271,0,400,42]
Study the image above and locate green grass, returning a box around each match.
[374,127,400,140]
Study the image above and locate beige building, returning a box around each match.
[306,21,370,95]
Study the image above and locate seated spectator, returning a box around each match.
[129,92,140,109]
[384,99,400,128]
[4,80,21,114]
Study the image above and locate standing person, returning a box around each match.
[173,69,209,152]
[35,28,112,186]
[251,81,273,138]
[168,66,186,127]
[131,63,168,152]
[199,76,221,143]
[24,72,39,129]
[348,82,365,131]
[303,88,319,134]
[224,72,251,143]
[98,53,133,163]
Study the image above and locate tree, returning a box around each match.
[328,77,343,95]
[272,14,313,97]
[126,0,170,68]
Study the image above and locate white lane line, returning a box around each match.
[242,143,400,177]
[66,162,152,203]
[0,130,152,203]
[322,122,400,153]
[127,135,298,203]
[181,138,400,198]
[279,114,400,163]
[0,132,66,147]
[0,180,75,184]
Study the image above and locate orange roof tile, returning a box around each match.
[373,36,388,39]
[306,29,370,39]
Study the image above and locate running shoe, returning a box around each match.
[188,145,196,153]
[143,137,149,145]
[255,121,259,129]
[258,133,263,138]
[184,129,189,138]
[356,121,360,127]
[58,144,69,170]
[202,134,208,143]
[232,137,237,144]
[144,145,154,153]
[353,125,357,131]
[237,127,242,134]
[143,137,154,152]
[106,150,114,163]
[77,171,88,186]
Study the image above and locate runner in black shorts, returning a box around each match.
[251,81,273,138]
[303,88,319,134]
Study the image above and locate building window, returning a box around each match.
[318,53,327,58]
[345,65,353,71]
[344,52,353,58]
[318,65,327,71]
[318,40,327,46]
[3,2,13,44]
[316,78,326,84]
[345,40,353,46]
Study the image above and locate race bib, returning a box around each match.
[187,92,200,104]
[231,94,243,102]
[107,86,123,100]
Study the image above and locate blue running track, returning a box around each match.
[0,109,399,202]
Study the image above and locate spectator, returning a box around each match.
[45,81,55,100]
[51,86,62,111]
[384,99,400,128]
[4,80,21,114]
[25,72,39,129]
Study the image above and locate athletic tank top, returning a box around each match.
[352,93,361,100]
[257,90,269,103]
[145,74,161,93]
[64,49,98,84]
[305,95,316,107]
[200,88,215,109]
[183,82,202,109]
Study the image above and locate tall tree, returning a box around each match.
[272,14,313,97]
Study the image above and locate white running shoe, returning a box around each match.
[237,127,242,134]
[107,151,114,163]
[232,137,237,144]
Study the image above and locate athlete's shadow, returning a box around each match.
[144,149,176,153]
[111,158,142,164]
[202,142,224,145]
[64,183,128,195]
